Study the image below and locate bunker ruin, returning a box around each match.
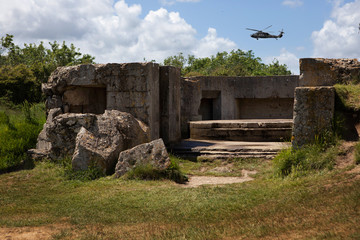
[37,58,360,162]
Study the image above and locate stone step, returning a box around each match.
[190,119,293,129]
[190,119,293,142]
[170,139,290,160]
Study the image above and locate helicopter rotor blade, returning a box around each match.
[246,28,260,31]
[263,25,272,31]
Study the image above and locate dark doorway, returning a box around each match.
[199,98,214,120]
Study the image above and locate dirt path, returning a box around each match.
[182,169,257,188]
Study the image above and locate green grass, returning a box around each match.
[0,100,359,239]
[355,142,360,165]
[273,144,339,178]
[124,157,188,184]
[0,152,359,239]
[177,155,271,178]
[0,102,46,172]
[334,83,360,111]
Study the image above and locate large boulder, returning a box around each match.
[115,139,171,178]
[32,110,150,173]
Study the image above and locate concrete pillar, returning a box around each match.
[159,66,181,145]
[292,86,335,147]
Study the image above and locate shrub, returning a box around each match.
[355,142,360,165]
[125,157,188,184]
[273,143,338,178]
[56,156,105,181]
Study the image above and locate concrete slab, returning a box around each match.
[174,139,290,151]
[190,119,293,129]
[189,119,293,142]
[171,139,291,160]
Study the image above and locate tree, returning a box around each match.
[0,64,40,104]
[163,49,291,77]
[163,52,187,69]
[0,34,95,104]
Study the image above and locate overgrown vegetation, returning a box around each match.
[53,156,106,181]
[124,157,188,184]
[273,131,339,178]
[273,144,338,178]
[334,83,360,111]
[0,34,95,104]
[355,142,360,165]
[0,155,359,239]
[0,102,45,172]
[163,50,291,77]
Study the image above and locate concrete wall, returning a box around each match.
[299,58,360,86]
[180,75,299,137]
[106,63,160,140]
[43,63,161,140]
[159,66,181,145]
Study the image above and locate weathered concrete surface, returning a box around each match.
[292,87,335,147]
[72,110,150,174]
[159,66,181,145]
[43,63,160,140]
[180,75,299,138]
[106,63,160,140]
[32,110,150,164]
[236,98,294,119]
[189,119,293,142]
[299,58,360,86]
[115,138,171,178]
[171,139,291,160]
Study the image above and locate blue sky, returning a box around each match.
[1,0,360,74]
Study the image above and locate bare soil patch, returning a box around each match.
[183,169,257,188]
[0,224,70,240]
[335,141,357,169]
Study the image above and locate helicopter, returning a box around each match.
[246,25,284,40]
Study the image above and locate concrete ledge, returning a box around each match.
[190,119,293,142]
[171,139,291,160]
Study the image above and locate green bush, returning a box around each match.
[355,142,360,165]
[58,156,105,181]
[125,157,188,184]
[273,143,338,178]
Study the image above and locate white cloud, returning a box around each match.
[312,0,360,58]
[265,48,299,74]
[0,0,236,64]
[193,28,237,58]
[282,0,303,8]
[160,0,201,6]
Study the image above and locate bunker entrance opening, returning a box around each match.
[199,91,221,120]
[63,86,107,114]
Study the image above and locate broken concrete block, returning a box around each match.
[114,138,171,178]
[32,110,150,170]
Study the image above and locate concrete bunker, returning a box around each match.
[39,57,360,160]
